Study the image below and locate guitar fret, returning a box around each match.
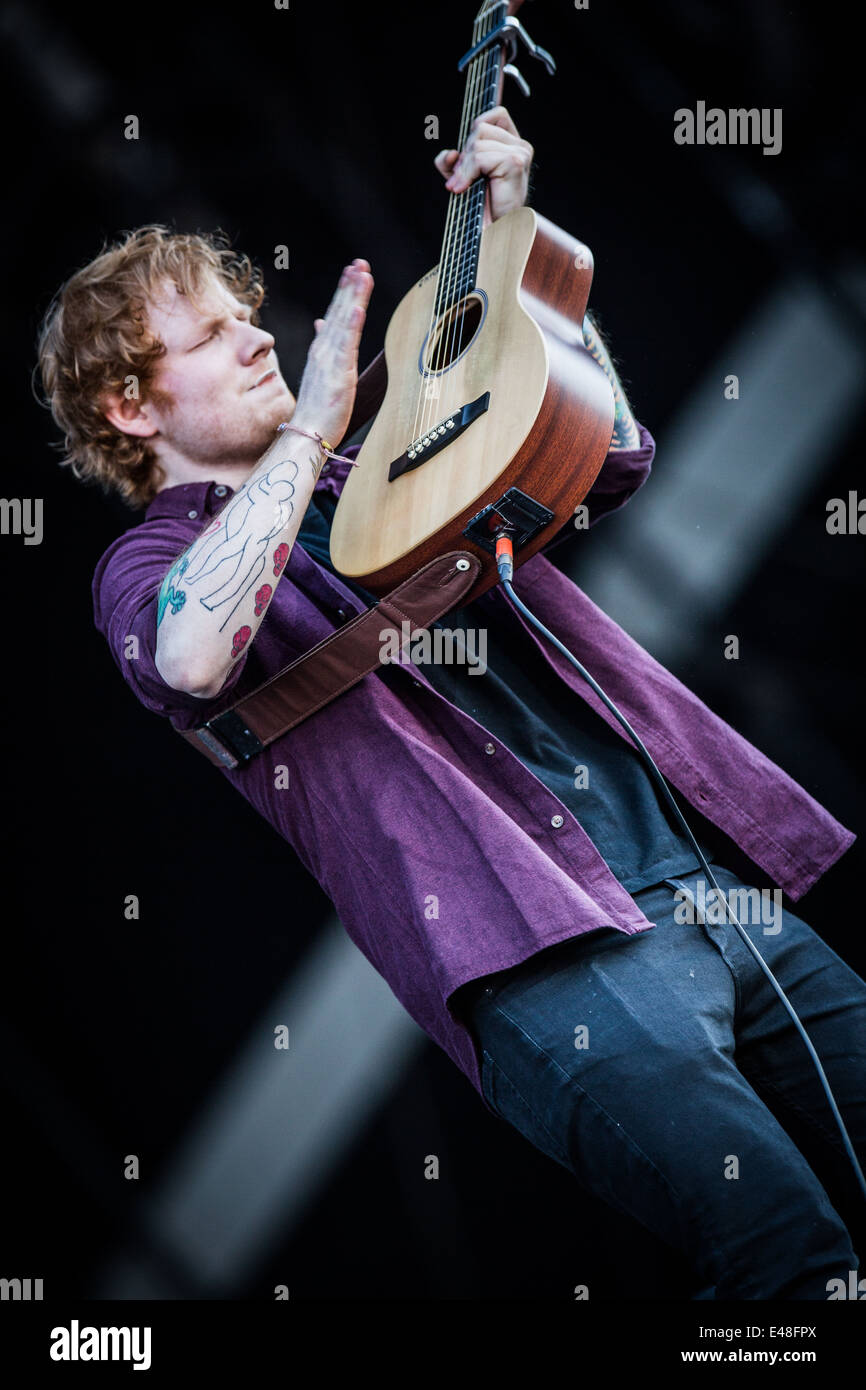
[437,277,476,303]
[432,7,502,320]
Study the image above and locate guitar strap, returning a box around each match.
[177,351,484,771]
[342,347,387,443]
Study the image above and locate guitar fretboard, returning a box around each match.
[433,0,507,321]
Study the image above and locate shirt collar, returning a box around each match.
[145,479,235,522]
[144,441,363,521]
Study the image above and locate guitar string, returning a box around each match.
[409,5,482,455]
[438,5,489,430]
[411,5,486,453]
[424,1,494,447]
[410,125,461,452]
[436,2,493,433]
[450,4,499,398]
[409,133,462,452]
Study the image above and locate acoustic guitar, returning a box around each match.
[329,0,616,606]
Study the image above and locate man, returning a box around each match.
[39,106,865,1300]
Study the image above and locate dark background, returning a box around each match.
[1,0,863,1300]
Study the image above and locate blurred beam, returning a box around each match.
[0,2,109,122]
[572,267,866,666]
[91,917,427,1297]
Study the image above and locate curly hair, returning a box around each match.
[35,224,266,510]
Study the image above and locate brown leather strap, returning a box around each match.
[178,549,482,770]
[340,349,387,444]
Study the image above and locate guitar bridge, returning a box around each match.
[388,391,490,482]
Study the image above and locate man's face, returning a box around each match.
[142,271,297,468]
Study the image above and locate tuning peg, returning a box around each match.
[504,64,530,98]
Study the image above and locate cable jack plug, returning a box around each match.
[494,529,515,584]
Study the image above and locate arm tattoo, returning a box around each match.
[254,584,272,614]
[156,452,314,635]
[157,554,190,625]
[582,314,641,451]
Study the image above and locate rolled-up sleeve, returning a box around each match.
[538,420,655,557]
[92,523,251,718]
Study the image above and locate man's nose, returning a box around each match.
[244,324,275,361]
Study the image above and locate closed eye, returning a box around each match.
[189,308,252,351]
[194,326,221,348]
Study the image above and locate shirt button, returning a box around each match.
[320,463,331,475]
[484,742,496,755]
[336,608,347,621]
[214,484,228,497]
[551,814,565,828]
[187,509,198,519]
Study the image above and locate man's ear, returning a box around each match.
[101,390,160,439]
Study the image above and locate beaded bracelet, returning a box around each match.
[276,421,359,467]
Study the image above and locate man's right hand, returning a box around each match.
[291,258,374,447]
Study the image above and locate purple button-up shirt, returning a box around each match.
[92,423,855,1106]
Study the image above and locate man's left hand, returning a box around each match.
[434,105,533,225]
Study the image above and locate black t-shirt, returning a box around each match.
[298,489,715,894]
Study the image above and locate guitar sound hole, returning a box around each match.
[424,295,484,373]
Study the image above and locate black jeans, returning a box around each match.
[462,865,866,1299]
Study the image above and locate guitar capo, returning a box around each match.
[457,15,556,99]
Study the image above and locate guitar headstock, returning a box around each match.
[466,0,555,87]
[472,0,526,19]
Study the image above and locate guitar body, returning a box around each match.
[329,206,616,605]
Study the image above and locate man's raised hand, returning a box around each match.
[293,258,374,447]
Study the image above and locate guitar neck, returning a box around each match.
[434,0,517,318]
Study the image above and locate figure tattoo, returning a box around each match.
[171,456,302,632]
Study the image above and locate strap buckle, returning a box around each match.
[192,709,265,770]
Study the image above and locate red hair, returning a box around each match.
[36,224,265,509]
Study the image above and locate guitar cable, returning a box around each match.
[493,531,866,1211]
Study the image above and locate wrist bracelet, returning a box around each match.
[276,422,359,467]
